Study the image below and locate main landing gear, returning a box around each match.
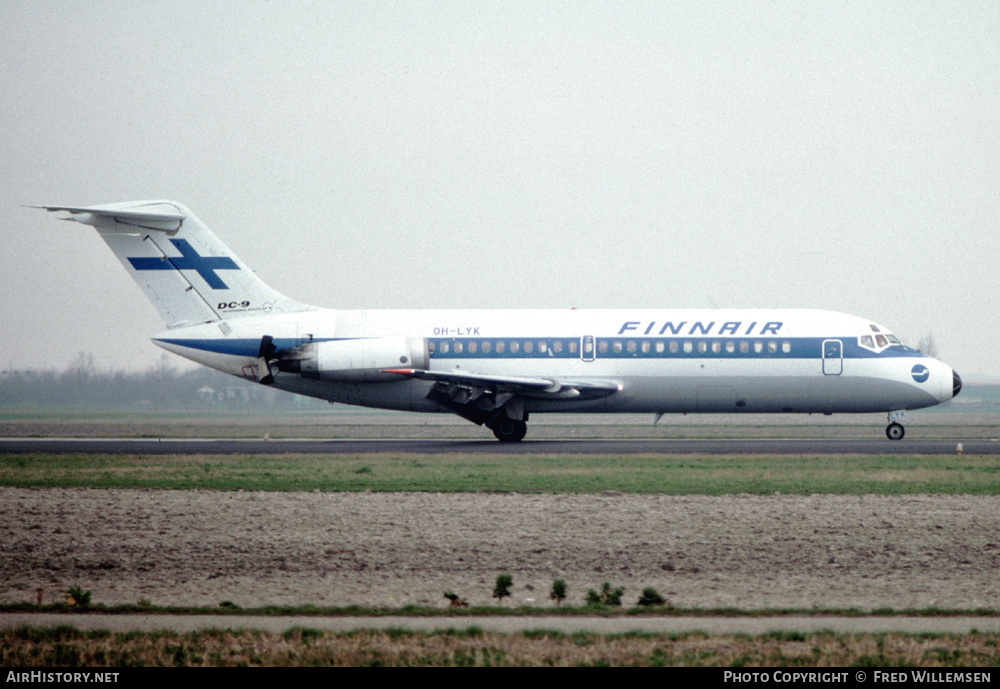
[489,418,527,442]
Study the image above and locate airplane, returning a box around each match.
[37,200,962,442]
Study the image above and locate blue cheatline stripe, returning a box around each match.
[429,337,926,361]
[154,338,318,357]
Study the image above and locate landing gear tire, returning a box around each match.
[491,418,527,442]
[886,422,905,440]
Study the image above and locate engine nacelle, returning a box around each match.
[289,336,429,383]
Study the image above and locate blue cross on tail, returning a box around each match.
[128,239,239,289]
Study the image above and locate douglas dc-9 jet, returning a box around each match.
[38,201,961,441]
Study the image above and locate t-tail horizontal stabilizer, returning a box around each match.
[36,201,312,328]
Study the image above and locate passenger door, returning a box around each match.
[822,339,843,375]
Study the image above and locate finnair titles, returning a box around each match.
[618,320,784,336]
[38,201,961,442]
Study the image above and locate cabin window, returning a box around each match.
[697,341,708,354]
[440,342,450,354]
[552,341,563,354]
[670,341,679,354]
[782,341,792,353]
[524,341,534,354]
[711,341,722,353]
[482,341,491,354]
[740,341,749,353]
[726,341,736,354]
[454,341,463,354]
[655,341,665,353]
[612,341,623,354]
[599,341,609,354]
[641,341,651,354]
[538,341,547,354]
[510,341,520,354]
[754,341,764,353]
[683,341,693,353]
[569,340,579,354]
[627,341,637,354]
[767,341,778,354]
[468,341,477,354]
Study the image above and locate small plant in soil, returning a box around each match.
[550,579,567,606]
[637,587,667,606]
[64,586,92,609]
[493,574,513,604]
[586,581,624,606]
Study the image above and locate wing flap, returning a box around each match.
[383,368,621,399]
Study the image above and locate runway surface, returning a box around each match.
[1,437,996,454]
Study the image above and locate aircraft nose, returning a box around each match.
[953,369,962,398]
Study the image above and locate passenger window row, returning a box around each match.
[597,339,793,355]
[430,339,581,355]
[429,338,794,356]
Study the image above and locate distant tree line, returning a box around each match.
[1,353,328,411]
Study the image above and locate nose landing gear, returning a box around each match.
[886,422,905,440]
[886,411,906,440]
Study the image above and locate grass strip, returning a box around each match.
[2,452,999,494]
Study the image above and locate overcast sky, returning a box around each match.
[2,2,998,378]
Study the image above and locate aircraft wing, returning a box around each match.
[382,368,622,399]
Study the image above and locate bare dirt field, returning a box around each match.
[2,488,998,611]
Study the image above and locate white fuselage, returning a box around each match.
[153,307,957,416]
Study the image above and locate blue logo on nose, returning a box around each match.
[911,364,930,383]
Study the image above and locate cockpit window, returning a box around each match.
[870,324,881,333]
[860,330,904,352]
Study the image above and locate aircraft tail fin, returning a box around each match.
[37,200,312,328]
